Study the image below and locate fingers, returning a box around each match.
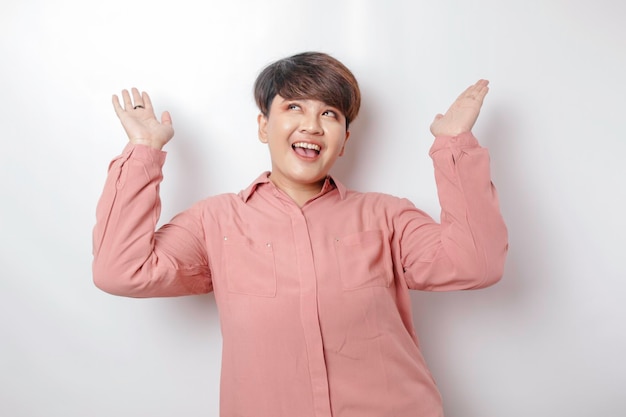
[114,88,150,112]
[474,79,489,88]
[142,91,154,112]
[121,88,133,110]
[161,110,173,126]
[112,94,123,117]
[462,79,489,103]
[474,79,489,101]
[131,88,144,109]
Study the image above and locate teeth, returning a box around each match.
[293,142,321,151]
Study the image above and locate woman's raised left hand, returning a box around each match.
[430,79,489,137]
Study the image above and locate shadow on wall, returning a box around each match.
[408,100,531,415]
[158,106,221,215]
[329,96,377,188]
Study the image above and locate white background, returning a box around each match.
[1,0,625,416]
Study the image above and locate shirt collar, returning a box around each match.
[239,172,347,203]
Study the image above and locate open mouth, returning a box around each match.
[292,142,321,158]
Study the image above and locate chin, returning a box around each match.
[288,169,328,185]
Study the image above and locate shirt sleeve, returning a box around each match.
[397,132,508,291]
[92,143,212,297]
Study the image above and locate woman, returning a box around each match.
[93,51,508,417]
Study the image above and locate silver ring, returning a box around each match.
[133,105,144,109]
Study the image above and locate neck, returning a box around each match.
[268,175,325,207]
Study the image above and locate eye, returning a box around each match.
[287,103,301,110]
[322,110,337,118]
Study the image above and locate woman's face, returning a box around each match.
[257,94,350,192]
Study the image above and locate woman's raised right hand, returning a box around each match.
[112,88,174,150]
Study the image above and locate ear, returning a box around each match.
[338,130,350,156]
[257,113,268,144]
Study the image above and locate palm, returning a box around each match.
[112,88,174,149]
[430,79,489,137]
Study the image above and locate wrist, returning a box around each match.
[429,132,479,153]
[129,138,164,150]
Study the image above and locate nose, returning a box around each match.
[299,113,323,135]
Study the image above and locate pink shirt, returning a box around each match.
[93,132,508,417]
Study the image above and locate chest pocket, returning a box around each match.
[334,230,393,290]
[222,236,277,297]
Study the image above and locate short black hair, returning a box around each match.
[254,52,361,128]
